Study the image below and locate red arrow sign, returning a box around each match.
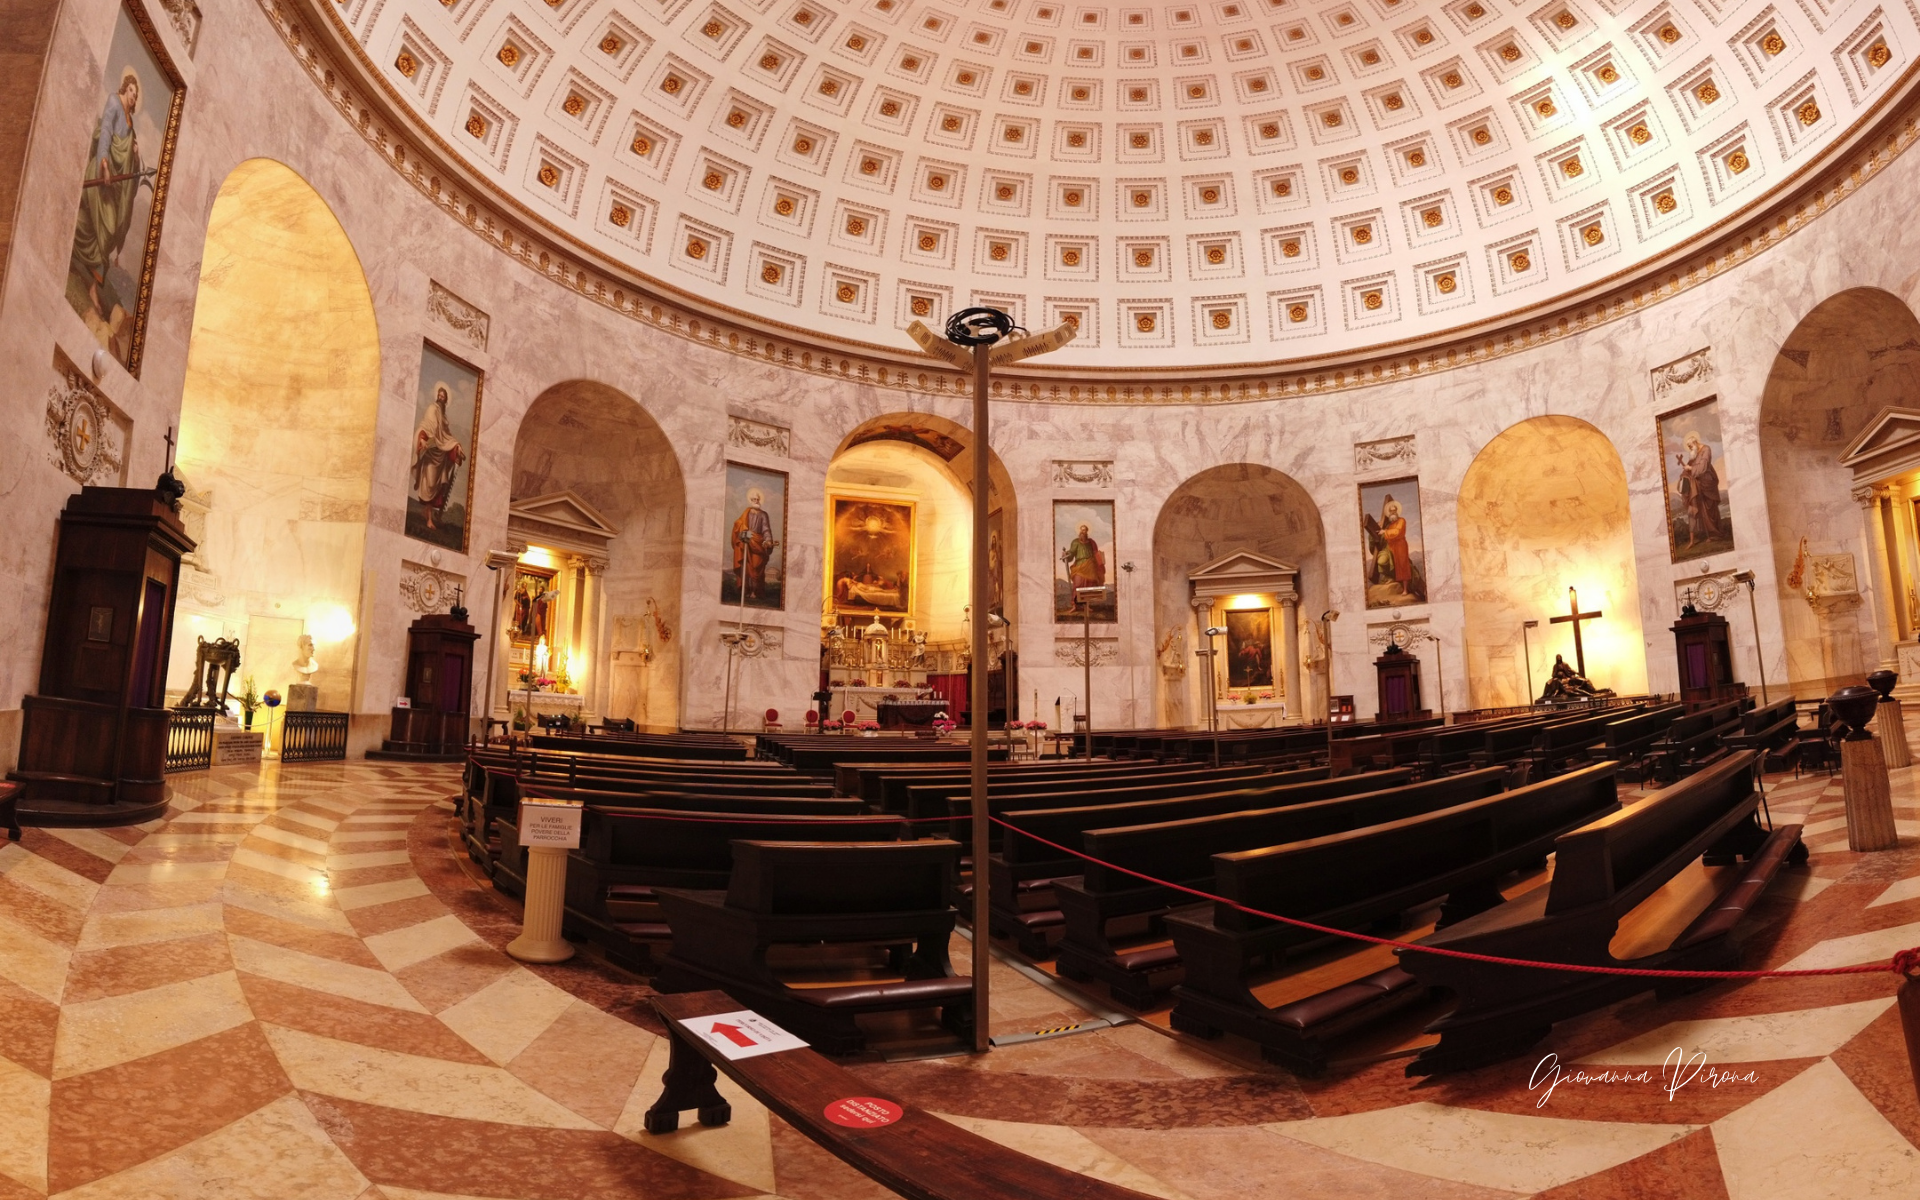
[710,1022,757,1048]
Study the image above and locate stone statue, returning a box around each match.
[292,634,318,683]
[181,636,241,711]
[1539,654,1612,703]
[287,634,320,712]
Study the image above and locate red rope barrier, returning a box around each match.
[988,815,1914,982]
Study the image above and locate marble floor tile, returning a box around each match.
[618,1036,777,1193]
[260,1024,599,1129]
[333,878,430,911]
[104,861,227,886]
[1076,1124,1518,1200]
[0,1052,50,1192]
[0,910,73,1004]
[331,830,411,845]
[1712,1059,1920,1199]
[222,884,358,935]
[436,967,578,1064]
[273,810,340,833]
[229,936,427,1013]
[44,829,133,865]
[0,842,101,911]
[230,847,326,887]
[249,826,331,856]
[508,1001,656,1129]
[51,1094,366,1200]
[363,916,479,974]
[1576,997,1897,1064]
[236,973,492,1065]
[1775,919,1920,970]
[1268,1103,1696,1193]
[62,933,233,1004]
[1867,874,1920,907]
[75,902,224,952]
[934,1112,1195,1199]
[328,850,412,871]
[52,970,253,1079]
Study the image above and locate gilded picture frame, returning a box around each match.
[404,340,484,554]
[722,462,790,611]
[828,495,917,617]
[1359,476,1428,609]
[1655,395,1736,565]
[64,0,187,377]
[1054,499,1118,623]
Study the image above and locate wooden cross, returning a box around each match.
[163,424,176,473]
[1549,587,1603,677]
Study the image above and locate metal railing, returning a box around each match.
[165,708,216,772]
[281,710,349,763]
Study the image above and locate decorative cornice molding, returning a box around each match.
[426,280,490,352]
[266,0,1920,402]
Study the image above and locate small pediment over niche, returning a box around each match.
[1839,407,1920,483]
[1189,550,1300,601]
[508,490,620,555]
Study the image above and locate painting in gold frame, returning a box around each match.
[507,564,559,647]
[64,0,186,376]
[828,496,916,617]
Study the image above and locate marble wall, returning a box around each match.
[12,0,1920,760]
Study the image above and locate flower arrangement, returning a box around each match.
[850,679,867,687]
[512,707,531,732]
[1026,720,1048,731]
[857,720,881,733]
[822,719,844,732]
[237,676,263,728]
[931,711,955,735]
[518,669,557,692]
[1258,690,1275,702]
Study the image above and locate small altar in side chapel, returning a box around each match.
[1188,551,1304,729]
[820,614,969,720]
[493,492,619,727]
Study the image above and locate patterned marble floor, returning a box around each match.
[2,758,1919,1199]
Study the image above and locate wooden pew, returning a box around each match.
[562,809,906,972]
[644,989,1160,1200]
[1526,706,1644,779]
[911,762,1286,826]
[878,760,1260,814]
[1163,763,1623,1074]
[981,767,1399,957]
[1048,769,1505,1006]
[655,840,973,1053]
[1401,750,1806,1075]
[1600,704,1685,781]
[530,730,747,760]
[1724,696,1801,775]
[1644,699,1747,783]
[1418,717,1543,777]
[835,758,1169,806]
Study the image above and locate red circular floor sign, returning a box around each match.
[823,1097,904,1128]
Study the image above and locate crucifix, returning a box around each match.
[163,424,176,473]
[1549,587,1603,678]
[905,307,1075,1054]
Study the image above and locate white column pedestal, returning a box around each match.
[507,846,576,963]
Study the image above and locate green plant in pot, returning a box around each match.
[237,676,263,730]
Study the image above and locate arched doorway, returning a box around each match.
[1151,465,1328,729]
[1758,288,1920,696]
[170,159,380,713]
[820,415,1018,726]
[507,382,685,731]
[1458,416,1646,708]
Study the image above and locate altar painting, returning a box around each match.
[1656,397,1735,564]
[404,342,482,553]
[508,564,558,647]
[721,463,787,610]
[1224,608,1275,690]
[1360,477,1427,609]
[830,496,915,616]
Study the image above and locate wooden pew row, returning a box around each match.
[1724,696,1801,775]
[656,840,973,1054]
[1163,762,1623,1075]
[1644,698,1751,783]
[908,762,1283,826]
[644,989,1163,1200]
[1600,704,1686,782]
[1046,769,1506,1006]
[979,769,1400,958]
[975,768,1382,956]
[529,730,748,761]
[1526,705,1647,779]
[834,758,1187,806]
[759,739,1003,776]
[562,809,909,973]
[868,760,1251,814]
[1402,750,1806,1075]
[1417,716,1550,777]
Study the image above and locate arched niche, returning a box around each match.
[1758,287,1920,696]
[1151,464,1328,729]
[170,158,380,712]
[1457,416,1646,708]
[820,414,1019,724]
[508,381,686,731]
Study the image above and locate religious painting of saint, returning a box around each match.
[829,496,915,616]
[1054,500,1117,623]
[987,509,1006,619]
[508,564,558,647]
[1656,397,1735,564]
[404,342,483,553]
[1224,608,1275,690]
[63,1,184,376]
[1359,477,1428,609]
[721,463,788,610]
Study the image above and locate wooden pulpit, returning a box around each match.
[1373,646,1423,721]
[1671,610,1744,708]
[8,485,194,825]
[380,613,479,759]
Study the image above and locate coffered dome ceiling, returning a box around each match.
[327,0,1918,368]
